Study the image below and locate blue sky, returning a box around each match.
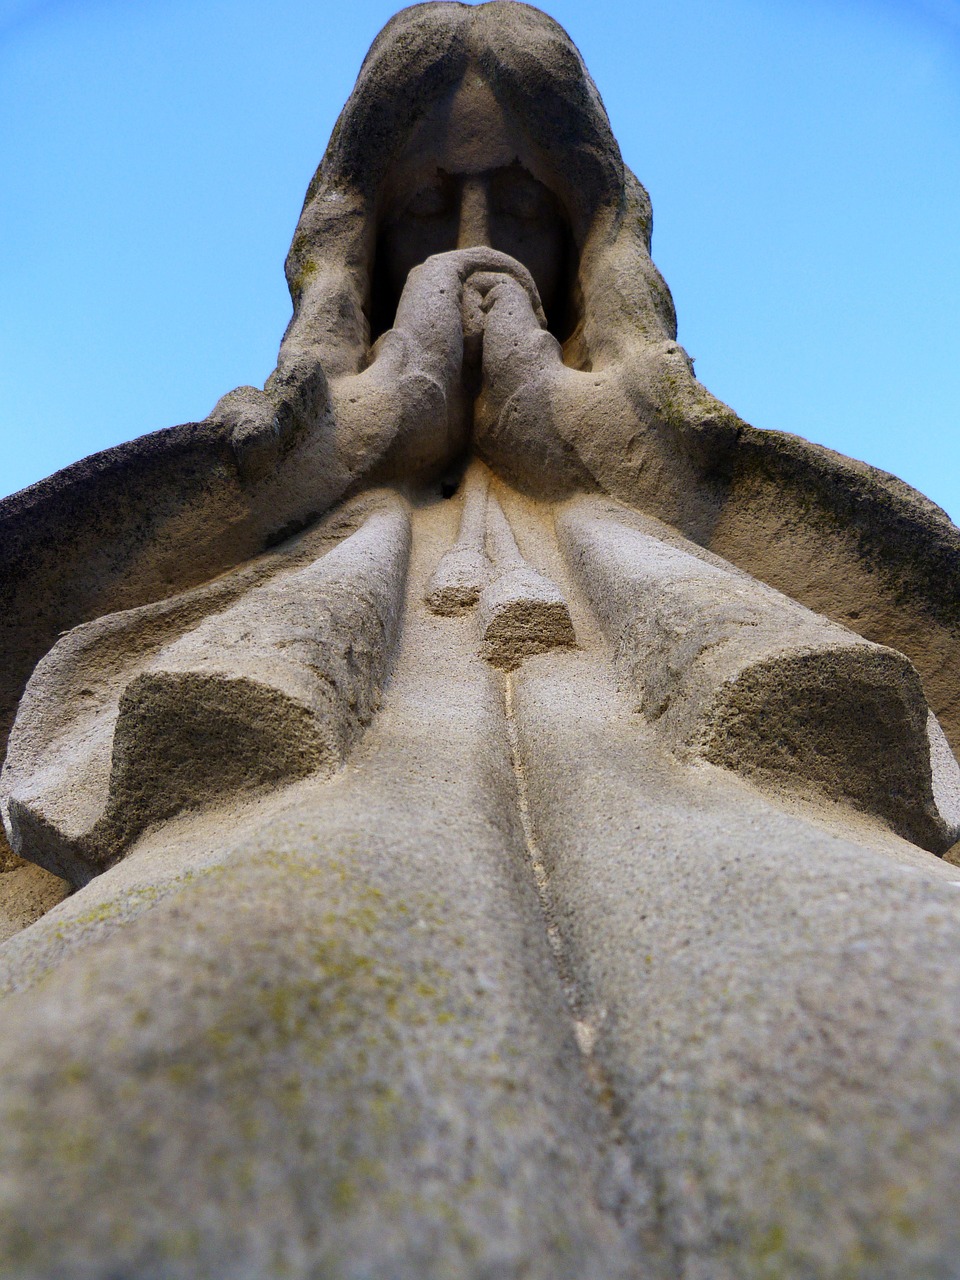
[1,0,958,518]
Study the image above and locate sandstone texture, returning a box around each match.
[2,493,408,887]
[559,497,960,852]
[477,486,576,668]
[1,3,960,1277]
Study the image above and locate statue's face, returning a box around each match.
[374,72,568,329]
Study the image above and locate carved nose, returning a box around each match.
[456,175,491,249]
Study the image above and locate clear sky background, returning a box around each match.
[1,0,958,518]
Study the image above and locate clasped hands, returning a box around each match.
[330,246,581,490]
[224,246,704,515]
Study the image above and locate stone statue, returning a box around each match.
[1,4,960,1276]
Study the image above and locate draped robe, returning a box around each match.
[1,6,960,1277]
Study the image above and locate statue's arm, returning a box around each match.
[474,268,960,750]
[0,264,437,774]
[685,407,960,750]
[0,377,354,778]
[0,248,544,781]
[0,417,266,772]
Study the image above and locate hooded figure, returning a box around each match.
[3,6,960,1278]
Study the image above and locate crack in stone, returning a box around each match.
[501,670,637,1221]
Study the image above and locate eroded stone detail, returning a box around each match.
[425,465,493,614]
[478,491,576,669]
[560,497,960,851]
[2,495,410,885]
[427,465,576,668]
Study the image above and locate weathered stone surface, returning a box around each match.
[0,862,69,945]
[507,494,960,1280]
[477,489,575,668]
[0,500,637,1280]
[425,463,493,613]
[1,3,960,1277]
[559,496,959,851]
[477,561,575,668]
[425,543,492,613]
[512,646,960,1280]
[2,494,409,885]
